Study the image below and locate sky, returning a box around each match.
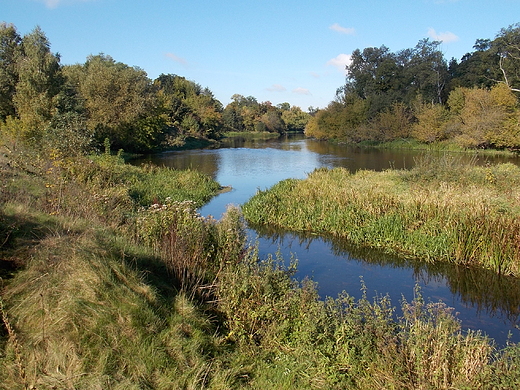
[2,0,520,110]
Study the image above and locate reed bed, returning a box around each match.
[243,156,520,275]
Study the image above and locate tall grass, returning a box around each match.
[243,155,520,275]
[1,144,520,388]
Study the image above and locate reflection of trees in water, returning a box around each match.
[305,140,519,172]
[250,222,520,326]
[132,151,220,179]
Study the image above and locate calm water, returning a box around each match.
[136,135,520,345]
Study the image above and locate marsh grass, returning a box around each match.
[136,201,246,295]
[243,155,520,275]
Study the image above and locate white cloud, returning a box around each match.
[293,87,311,95]
[327,54,352,74]
[329,23,355,35]
[41,0,60,7]
[310,72,321,79]
[427,28,459,43]
[37,0,95,9]
[165,52,189,67]
[267,84,286,92]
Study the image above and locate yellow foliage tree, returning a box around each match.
[412,102,450,143]
[452,84,519,148]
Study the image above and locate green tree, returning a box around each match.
[222,102,245,132]
[0,23,21,121]
[259,104,286,133]
[404,39,449,104]
[281,105,311,132]
[44,64,92,155]
[345,45,399,116]
[305,94,368,142]
[493,23,520,93]
[72,54,155,151]
[13,26,62,142]
[154,74,223,145]
[345,39,448,118]
[449,39,498,90]
[276,102,291,111]
[223,94,260,132]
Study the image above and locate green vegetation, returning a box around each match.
[0,131,519,390]
[222,96,311,134]
[243,155,520,276]
[0,22,310,154]
[221,131,283,139]
[306,24,520,152]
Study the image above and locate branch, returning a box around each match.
[499,55,511,88]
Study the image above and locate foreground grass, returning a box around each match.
[1,146,520,389]
[243,154,520,276]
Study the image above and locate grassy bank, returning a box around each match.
[1,146,520,389]
[243,154,520,276]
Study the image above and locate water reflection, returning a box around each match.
[253,223,520,321]
[252,224,520,344]
[137,149,221,179]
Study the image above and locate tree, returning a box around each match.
[449,39,498,90]
[0,23,21,120]
[73,54,155,150]
[222,102,245,132]
[281,106,311,132]
[305,95,368,142]
[404,39,449,105]
[45,64,92,156]
[365,102,412,142]
[344,39,448,118]
[493,23,520,92]
[276,102,291,111]
[412,102,450,143]
[449,84,519,148]
[223,94,260,132]
[259,107,285,133]
[13,26,62,142]
[345,45,398,113]
[154,74,223,144]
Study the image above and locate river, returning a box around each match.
[135,134,520,346]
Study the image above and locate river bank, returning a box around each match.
[1,143,520,388]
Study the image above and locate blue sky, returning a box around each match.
[2,0,519,110]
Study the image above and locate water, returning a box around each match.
[136,135,520,345]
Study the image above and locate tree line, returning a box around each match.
[306,24,520,150]
[0,23,310,154]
